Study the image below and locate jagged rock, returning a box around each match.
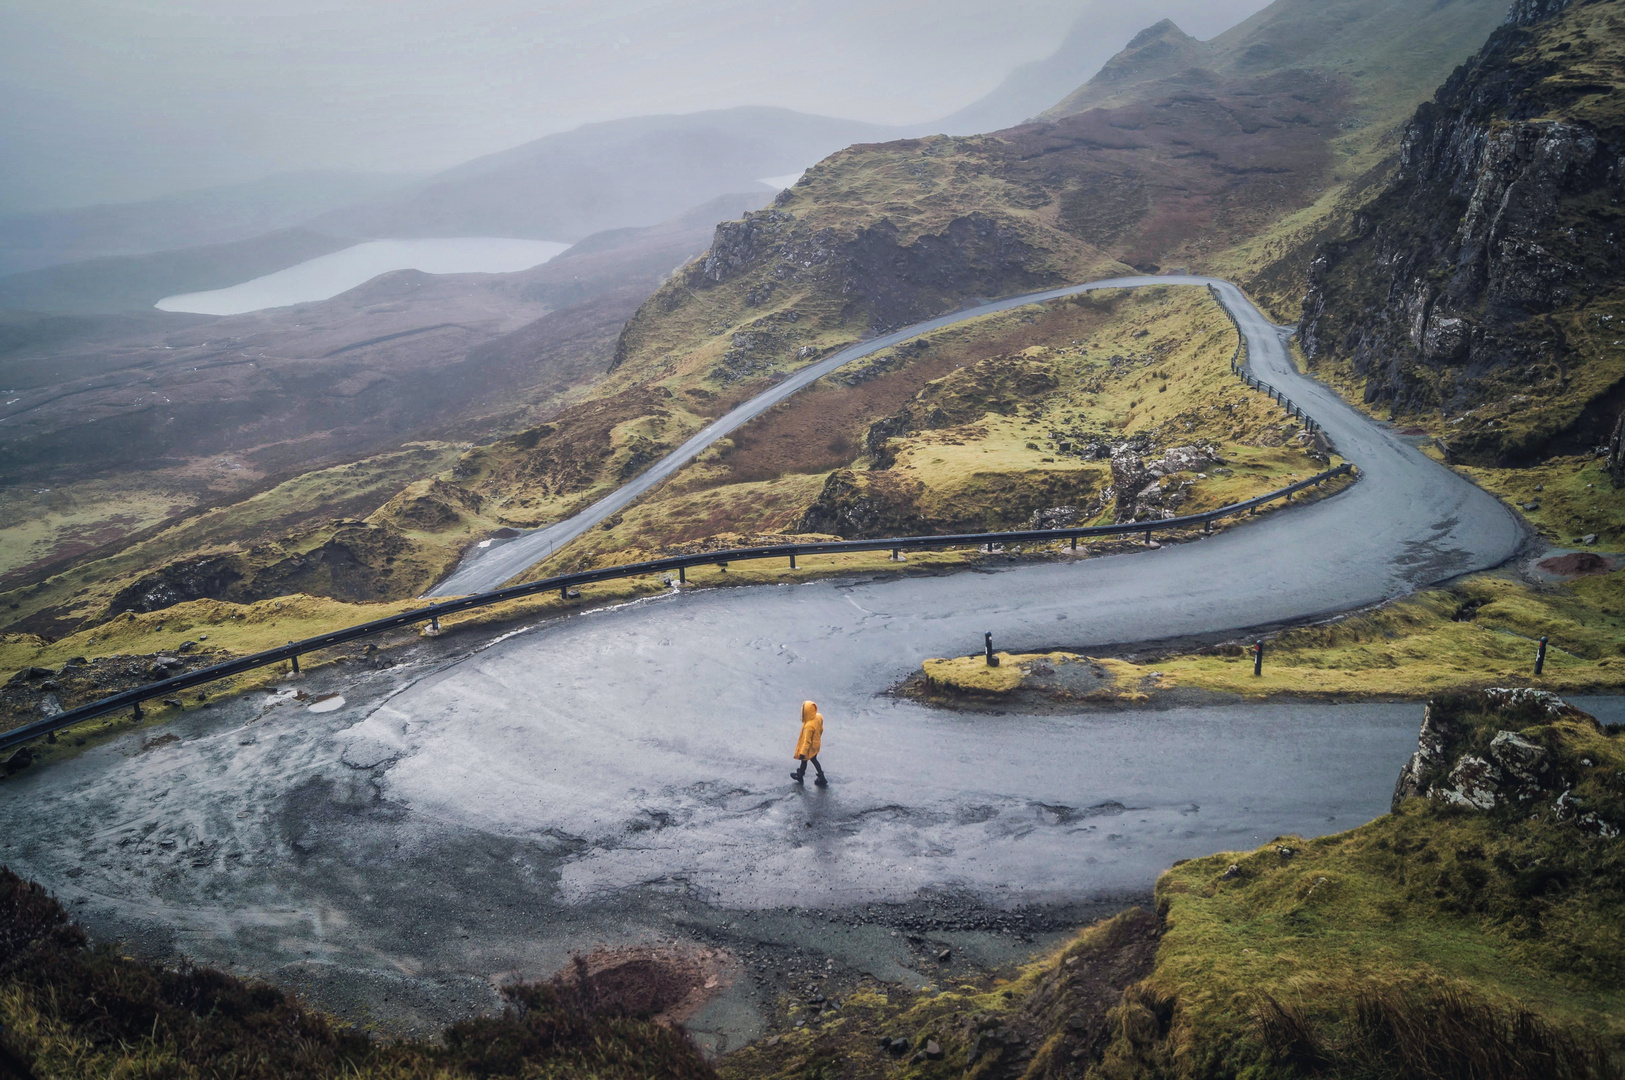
[1489,730,1549,788]
[1484,687,1573,715]
[1027,507,1079,530]
[1300,3,1621,463]
[1392,699,1460,809]
[1505,0,1574,28]
[1607,408,1625,488]
[3,746,33,774]
[1434,755,1503,810]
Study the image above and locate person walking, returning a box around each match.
[792,700,827,786]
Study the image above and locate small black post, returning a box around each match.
[1253,640,1264,677]
[891,547,900,561]
[679,565,686,584]
[430,615,440,633]
[1535,636,1548,675]
[289,644,299,675]
[789,552,797,569]
[560,585,568,601]
[1203,519,1213,535]
[132,701,144,722]
[1070,535,1077,551]
[985,631,997,667]
[1145,529,1153,545]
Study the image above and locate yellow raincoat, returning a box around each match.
[795,700,823,759]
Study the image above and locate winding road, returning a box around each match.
[0,276,1530,1043]
[430,275,1389,595]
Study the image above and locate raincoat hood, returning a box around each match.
[795,701,823,759]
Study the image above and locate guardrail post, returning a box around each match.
[1203,519,1213,535]
[985,632,998,667]
[1535,636,1548,675]
[132,702,143,722]
[790,552,797,569]
[560,585,568,600]
[1070,536,1078,551]
[679,566,686,584]
[1253,640,1264,677]
[289,644,299,676]
[430,615,440,633]
[1145,529,1153,545]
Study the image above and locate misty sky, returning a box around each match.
[1,0,1269,213]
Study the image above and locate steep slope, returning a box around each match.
[1302,0,1625,470]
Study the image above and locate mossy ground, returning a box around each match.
[0,443,468,636]
[1090,697,1625,1080]
[920,573,1625,704]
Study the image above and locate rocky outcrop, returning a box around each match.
[1110,443,1222,522]
[797,465,1103,540]
[109,556,245,616]
[613,204,1058,374]
[1608,407,1625,487]
[1391,689,1620,839]
[1299,0,1625,464]
[1506,0,1575,27]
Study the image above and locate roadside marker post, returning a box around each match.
[1535,636,1548,675]
[985,632,998,667]
[1253,640,1264,677]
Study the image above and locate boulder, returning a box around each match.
[1489,730,1548,788]
[1434,755,1502,810]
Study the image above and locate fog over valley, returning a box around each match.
[3,0,1624,1076]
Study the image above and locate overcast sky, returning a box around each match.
[0,0,1268,212]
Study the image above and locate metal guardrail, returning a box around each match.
[1207,284,1320,435]
[0,462,1353,754]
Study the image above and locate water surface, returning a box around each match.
[155,237,570,315]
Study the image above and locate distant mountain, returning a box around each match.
[0,172,414,278]
[313,107,899,243]
[933,13,1186,135]
[1042,0,1510,119]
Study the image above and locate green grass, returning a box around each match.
[928,575,1625,703]
[1090,692,1625,1079]
[0,443,466,635]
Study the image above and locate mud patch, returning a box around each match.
[1537,551,1618,578]
[554,944,739,1027]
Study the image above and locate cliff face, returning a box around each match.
[1300,0,1625,466]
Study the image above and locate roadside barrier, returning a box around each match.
[1208,284,1320,435]
[0,462,1354,754]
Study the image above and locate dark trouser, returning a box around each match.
[794,755,825,780]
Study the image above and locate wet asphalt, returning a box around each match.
[0,277,1537,1048]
